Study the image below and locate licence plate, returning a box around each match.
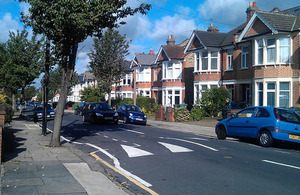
[104,117,113,120]
[136,118,143,121]
[289,135,300,140]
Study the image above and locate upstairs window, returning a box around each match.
[241,47,249,68]
[136,67,151,82]
[255,37,291,65]
[227,49,233,70]
[162,61,182,80]
[194,50,220,72]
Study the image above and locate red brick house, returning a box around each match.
[185,2,300,108]
[154,35,194,107]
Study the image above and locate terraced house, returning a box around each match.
[185,2,300,108]
[154,35,194,107]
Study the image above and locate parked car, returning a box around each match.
[290,107,300,114]
[33,104,55,122]
[82,102,118,124]
[216,106,300,147]
[117,104,147,125]
[222,102,250,119]
[75,102,86,115]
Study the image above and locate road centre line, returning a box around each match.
[120,128,144,135]
[262,160,300,170]
[161,137,218,152]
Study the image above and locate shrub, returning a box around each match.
[136,96,156,113]
[190,100,205,120]
[0,92,14,124]
[174,107,190,122]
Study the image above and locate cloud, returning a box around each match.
[19,2,30,16]
[147,14,196,43]
[0,13,22,43]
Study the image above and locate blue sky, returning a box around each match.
[0,0,299,85]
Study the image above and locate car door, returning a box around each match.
[251,107,272,137]
[226,107,256,137]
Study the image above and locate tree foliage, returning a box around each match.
[80,86,105,102]
[89,28,130,105]
[0,29,44,95]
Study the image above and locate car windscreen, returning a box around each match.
[126,105,143,112]
[94,103,113,111]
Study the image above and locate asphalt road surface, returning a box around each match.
[47,113,300,195]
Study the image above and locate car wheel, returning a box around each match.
[216,125,227,140]
[259,131,273,147]
[83,115,86,122]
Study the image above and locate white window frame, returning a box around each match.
[162,61,182,80]
[194,82,219,104]
[227,49,233,70]
[194,50,220,72]
[162,88,182,107]
[254,36,292,65]
[241,46,249,68]
[136,67,151,82]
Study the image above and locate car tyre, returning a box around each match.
[216,125,227,140]
[259,131,273,147]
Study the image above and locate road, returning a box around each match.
[46,113,300,195]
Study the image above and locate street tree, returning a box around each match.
[89,28,130,105]
[0,29,44,110]
[23,86,37,101]
[80,86,105,103]
[19,0,151,146]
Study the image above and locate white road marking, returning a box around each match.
[56,133,152,187]
[133,143,141,147]
[112,139,118,142]
[161,137,218,152]
[104,135,109,138]
[121,140,128,143]
[158,142,193,153]
[25,124,39,129]
[121,145,153,158]
[189,137,208,141]
[119,128,144,135]
[262,160,300,170]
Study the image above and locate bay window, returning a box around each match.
[194,83,219,103]
[255,36,291,65]
[279,82,289,107]
[163,89,182,107]
[162,61,182,80]
[136,67,151,82]
[267,82,276,107]
[121,73,131,85]
[194,50,220,72]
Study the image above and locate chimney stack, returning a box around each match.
[167,35,175,46]
[149,50,155,55]
[246,1,259,21]
[207,23,219,33]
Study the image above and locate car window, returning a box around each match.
[276,109,300,124]
[255,108,270,118]
[121,105,126,111]
[94,103,113,111]
[236,108,256,118]
[126,105,143,112]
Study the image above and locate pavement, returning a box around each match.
[0,110,216,195]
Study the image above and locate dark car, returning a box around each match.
[75,102,86,115]
[82,102,118,124]
[117,104,147,125]
[222,102,250,119]
[216,106,300,147]
[33,104,55,122]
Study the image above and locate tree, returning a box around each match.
[89,28,130,105]
[80,86,105,102]
[19,0,151,146]
[0,28,44,110]
[23,86,37,101]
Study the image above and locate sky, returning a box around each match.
[0,0,299,86]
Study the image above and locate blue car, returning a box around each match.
[33,104,55,122]
[215,106,300,147]
[117,104,147,125]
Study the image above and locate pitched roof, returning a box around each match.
[84,71,95,80]
[162,45,185,59]
[194,31,227,48]
[120,60,132,72]
[134,53,157,66]
[220,23,247,47]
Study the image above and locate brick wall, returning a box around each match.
[246,19,270,37]
[0,104,5,163]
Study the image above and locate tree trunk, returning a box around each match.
[12,94,15,112]
[49,43,78,147]
[108,91,111,105]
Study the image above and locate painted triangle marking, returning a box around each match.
[158,142,193,153]
[121,145,153,158]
